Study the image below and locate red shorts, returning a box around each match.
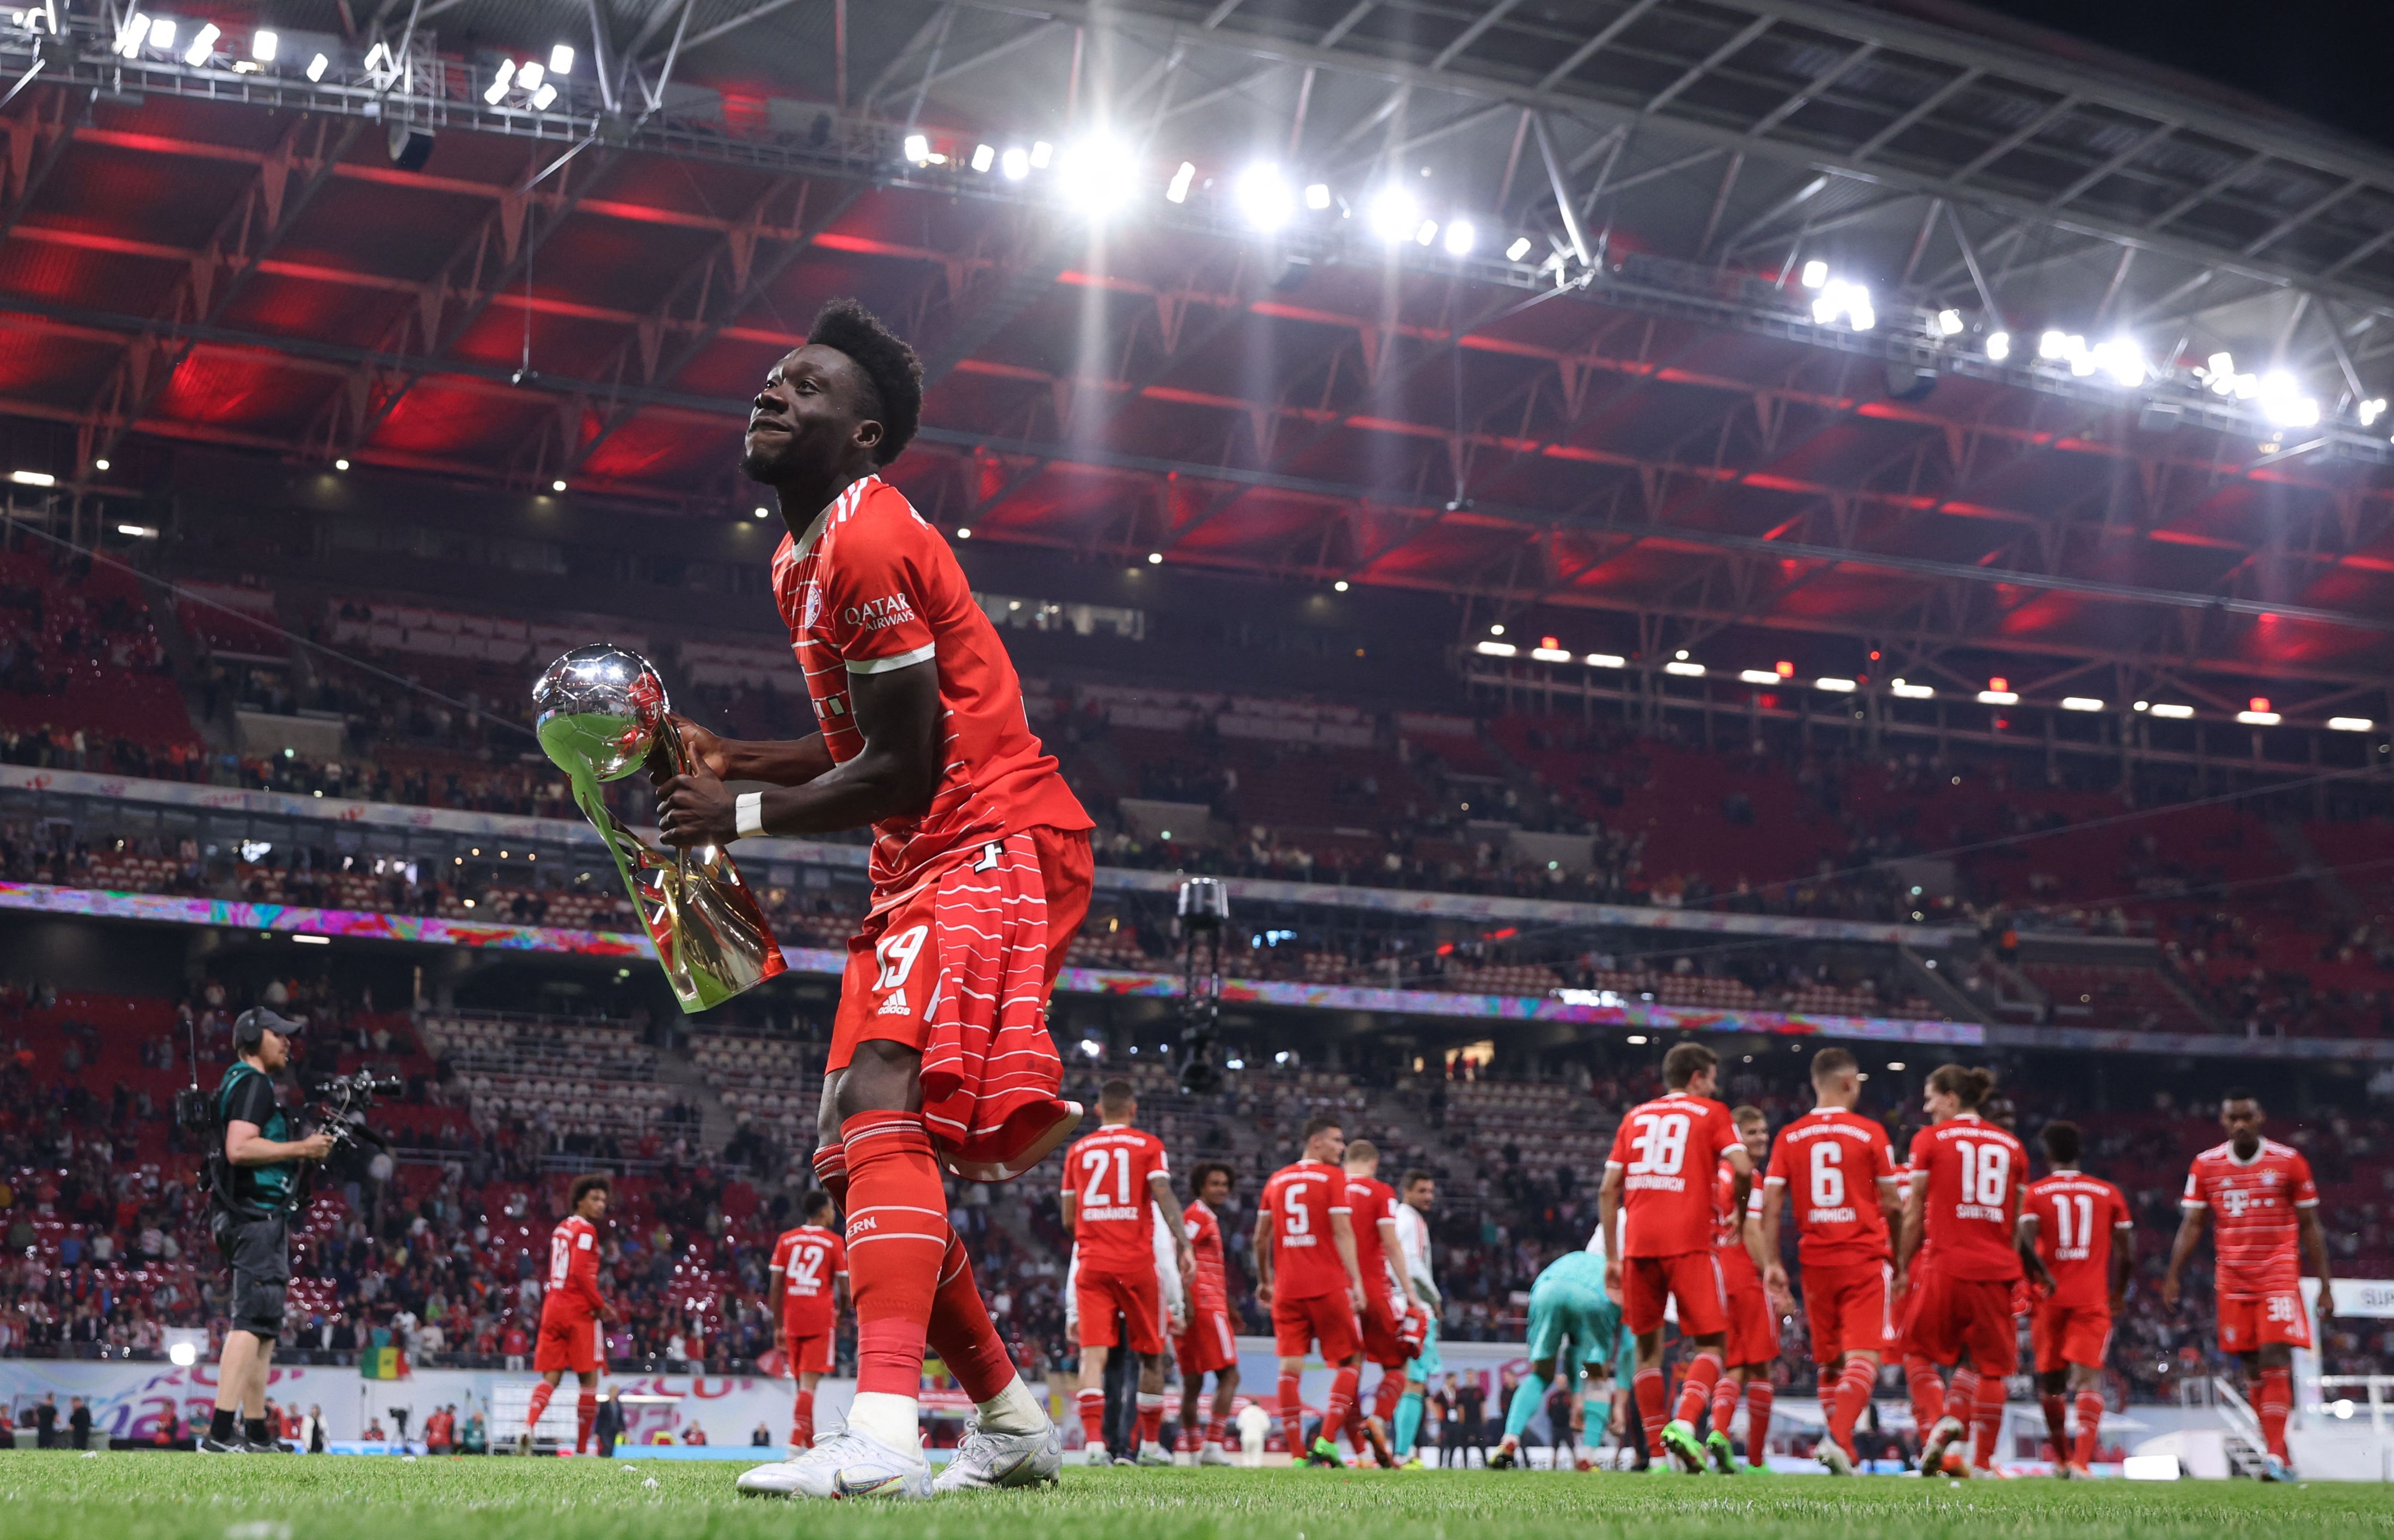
[1177,1304,1239,1377]
[1905,1272,2019,1376]
[1723,1270,1776,1369]
[1359,1291,1411,1368]
[1622,1251,1726,1338]
[783,1327,836,1376]
[2217,1291,2312,1354]
[533,1310,603,1375]
[2031,1302,2112,1373]
[1077,1267,1165,1354]
[1273,1291,1361,1363]
[828,826,1093,1071]
[1804,1260,1895,1364]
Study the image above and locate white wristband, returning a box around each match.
[734,791,765,840]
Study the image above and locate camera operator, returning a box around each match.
[202,1008,333,1455]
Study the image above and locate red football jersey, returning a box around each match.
[1606,1092,1742,1257]
[1183,1198,1229,1310]
[542,1214,606,1324]
[1261,1159,1353,1301]
[2023,1173,2130,1311]
[770,476,1090,895]
[1069,1125,1170,1277]
[1759,1107,1900,1268]
[1906,1114,2027,1283]
[1344,1174,1400,1296]
[2182,1139,2318,1298]
[769,1224,848,1336]
[1714,1164,1761,1285]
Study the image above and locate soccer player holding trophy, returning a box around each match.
[647,299,1093,1499]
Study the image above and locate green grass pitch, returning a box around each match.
[0,1453,2386,1540]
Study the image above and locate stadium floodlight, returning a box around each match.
[1738,670,1779,686]
[970,144,995,173]
[1164,161,1194,203]
[1976,688,2018,705]
[1505,236,1533,262]
[183,20,219,63]
[1000,146,1029,181]
[518,61,545,92]
[551,479,567,492]
[2256,370,2319,427]
[2329,716,2376,731]
[1986,331,2011,361]
[954,526,971,539]
[2237,707,2281,726]
[1415,219,1439,247]
[1935,309,1963,336]
[8,470,54,487]
[753,507,770,519]
[334,458,350,471]
[1531,646,1570,662]
[1233,162,1295,231]
[252,28,277,61]
[531,83,557,110]
[305,51,328,81]
[93,458,109,471]
[485,59,515,104]
[1029,140,1054,169]
[1663,660,1705,677]
[1814,677,1857,692]
[1889,679,1935,699]
[1366,184,1420,243]
[2147,703,2194,718]
[2091,337,2146,387]
[1585,652,1626,668]
[1304,182,1331,211]
[1145,550,1163,564]
[1810,279,1872,331]
[1333,580,1349,592]
[1443,219,1476,257]
[1490,625,1505,636]
[117,523,157,538]
[2061,696,2104,712]
[115,11,149,55]
[549,43,575,75]
[2362,398,2387,426]
[1055,137,1139,217]
[1475,640,1518,658]
[149,16,176,48]
[1800,259,1828,289]
[903,132,931,164]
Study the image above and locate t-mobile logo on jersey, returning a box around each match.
[845,593,918,630]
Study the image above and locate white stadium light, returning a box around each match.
[1800,259,1828,289]
[2237,709,2281,726]
[184,21,219,64]
[1304,182,1331,211]
[518,61,545,93]
[1366,184,1419,243]
[1584,652,1626,668]
[118,523,158,539]
[1738,670,1780,686]
[531,82,556,109]
[1475,640,1518,658]
[306,52,328,81]
[1442,219,1476,257]
[1663,660,1706,677]
[1976,689,2019,705]
[2329,717,2376,732]
[1814,677,1857,692]
[1935,309,1963,336]
[115,12,149,56]
[2039,330,2069,360]
[1530,647,1570,663]
[1233,163,1295,231]
[252,28,277,61]
[8,470,55,486]
[1505,236,1533,262]
[2257,370,2320,428]
[1000,146,1029,181]
[903,132,930,164]
[1415,219,1439,247]
[1055,137,1140,218]
[971,143,995,173]
[1164,161,1195,204]
[1889,680,1934,699]
[2148,703,2194,718]
[1986,330,2011,361]
[2061,697,2105,712]
[1029,140,1054,169]
[2362,397,2387,426]
[1810,279,1872,331]
[149,15,176,48]
[549,42,575,75]
[485,58,515,104]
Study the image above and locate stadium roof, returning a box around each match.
[15,0,2394,693]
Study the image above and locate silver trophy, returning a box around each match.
[533,644,786,1013]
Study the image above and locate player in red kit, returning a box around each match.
[1342,1138,1425,1468]
[1754,1047,1901,1477]
[1708,1107,1776,1474]
[1064,1079,1189,1466]
[1896,1065,2049,1478]
[1256,1114,1368,1468]
[769,1191,850,1453]
[2019,1120,2130,1477]
[1176,1162,1242,1465]
[2162,1089,2335,1480]
[1598,1043,1759,1474]
[656,300,1086,1500]
[521,1175,615,1457]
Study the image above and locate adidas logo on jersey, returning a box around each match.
[876,988,910,1017]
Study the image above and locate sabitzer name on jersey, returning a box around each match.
[1953,1203,2005,1222]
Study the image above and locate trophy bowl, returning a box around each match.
[534,643,668,783]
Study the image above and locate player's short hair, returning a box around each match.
[2041,1120,2081,1165]
[1098,1078,1136,1114]
[1343,1138,1379,1166]
[568,1174,612,1210]
[805,297,923,466]
[1302,1112,1343,1142]
[1730,1104,1766,1131]
[1662,1041,1717,1088]
[1402,1169,1435,1191]
[1190,1161,1235,1193]
[1926,1063,1995,1109]
[1811,1046,1858,1081]
[803,1188,836,1220]
[2220,1086,2261,1109]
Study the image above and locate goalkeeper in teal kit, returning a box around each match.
[1488,1233,1624,1468]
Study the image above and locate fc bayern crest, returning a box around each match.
[801,580,824,630]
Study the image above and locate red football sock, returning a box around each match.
[1138,1393,1164,1447]
[1905,1353,1944,1436]
[1828,1357,1876,1456]
[1373,1373,1405,1422]
[1672,1351,1723,1429]
[1077,1387,1107,1446]
[812,1142,848,1208]
[524,1381,555,1438]
[2039,1393,2070,1461]
[2256,1367,2292,1461]
[574,1390,596,1455]
[1632,1367,1668,1458]
[1324,1366,1360,1441]
[2071,1389,2104,1467]
[1278,1371,1304,1445]
[1945,1366,1978,1431]
[842,1111,949,1398]
[791,1388,815,1450]
[1969,1371,2004,1470]
[1710,1375,1740,1440]
[1744,1381,1773,1467]
[927,1231,1016,1406]
[1206,1415,1229,1449]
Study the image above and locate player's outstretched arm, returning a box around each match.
[1250,1209,1275,1309]
[1330,1211,1365,1312]
[662,714,834,788]
[1893,1174,1928,1284]
[2160,1206,2206,1308]
[656,659,942,846]
[2297,1207,2336,1323]
[1595,1166,1625,1293]
[1149,1173,1194,1278]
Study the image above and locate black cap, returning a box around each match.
[232,1008,303,1054]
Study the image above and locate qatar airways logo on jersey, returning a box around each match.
[845,593,917,631]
